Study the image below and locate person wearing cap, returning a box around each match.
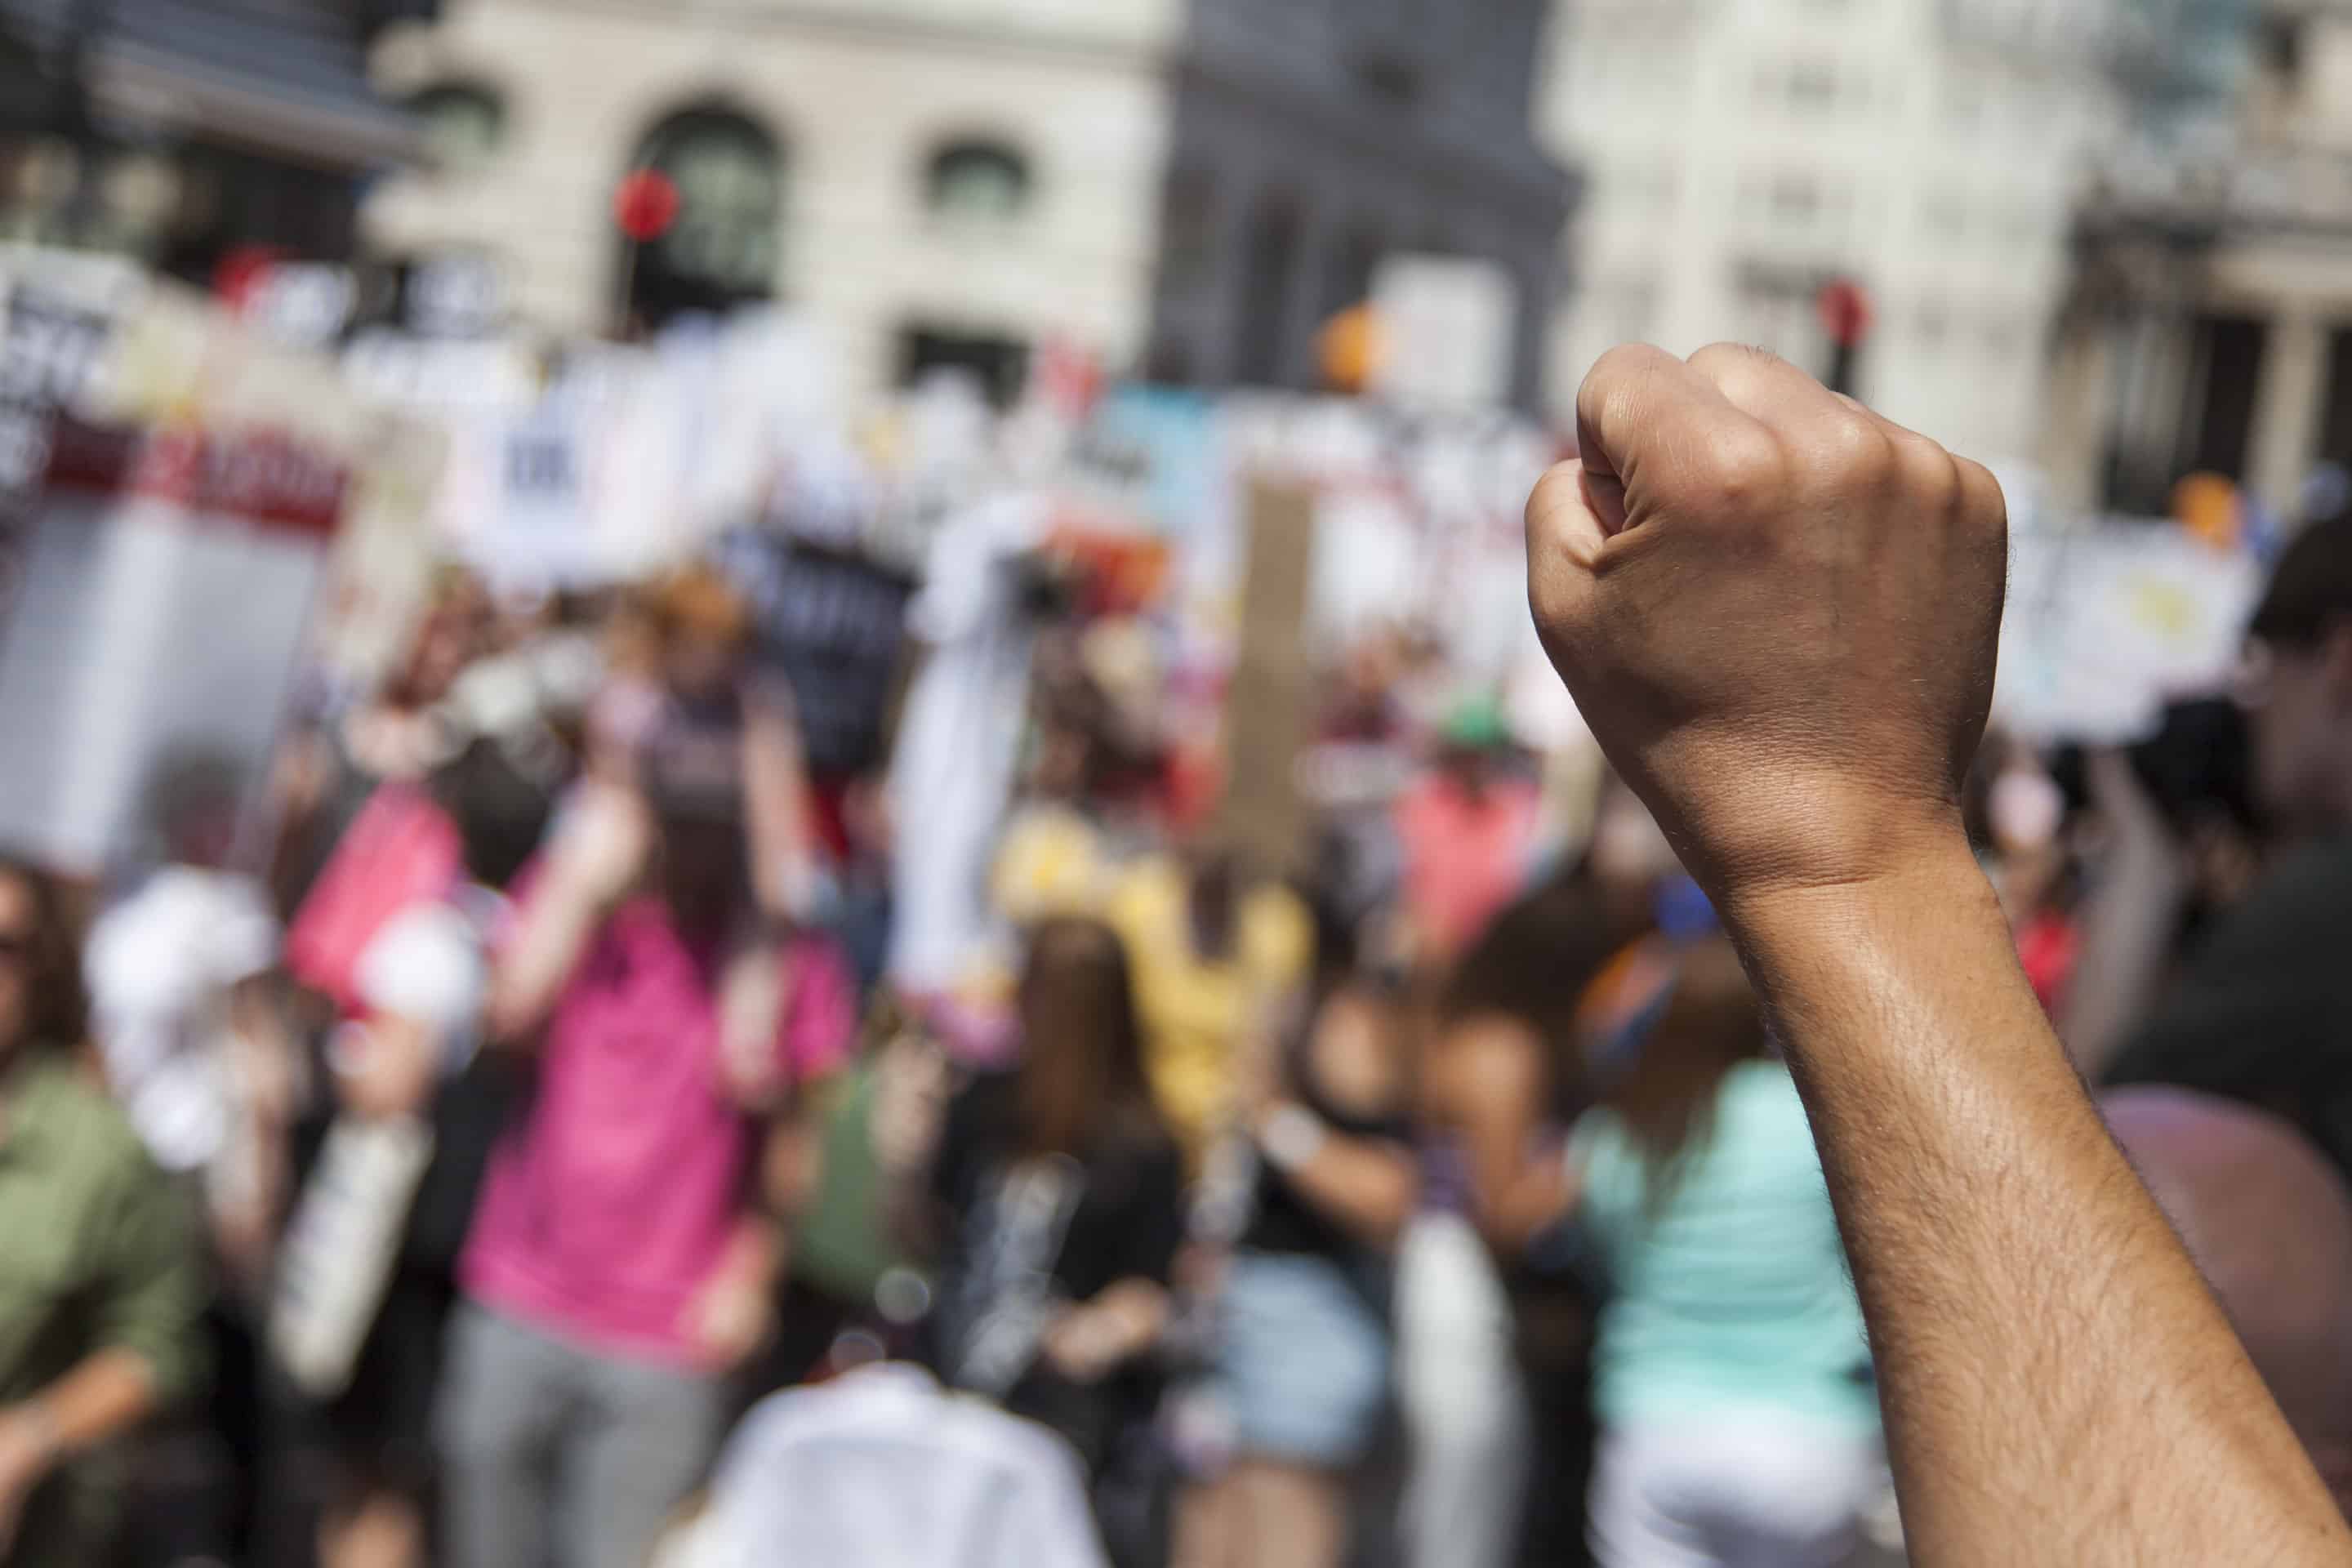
[1392,697,1543,967]
[2087,514,2352,1182]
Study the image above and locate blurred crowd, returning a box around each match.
[2,482,2350,1568]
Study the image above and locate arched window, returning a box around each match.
[924,139,1031,223]
[408,82,506,174]
[623,105,783,327]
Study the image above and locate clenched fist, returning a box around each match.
[1526,344,2007,905]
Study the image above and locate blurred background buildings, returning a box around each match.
[10,0,2351,511]
[358,0,1566,408]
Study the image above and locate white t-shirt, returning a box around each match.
[670,1363,1107,1568]
[350,897,492,1071]
[86,866,280,1173]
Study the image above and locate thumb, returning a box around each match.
[1525,458,1611,641]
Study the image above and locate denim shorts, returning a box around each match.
[1214,1250,1391,1465]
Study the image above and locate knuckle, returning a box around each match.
[1953,456,2009,532]
[1690,340,1777,372]
[1687,341,1780,404]
[1697,423,1786,503]
[1893,434,1963,511]
[1819,410,1899,486]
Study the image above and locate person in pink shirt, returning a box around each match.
[1392,700,1543,966]
[437,752,852,1568]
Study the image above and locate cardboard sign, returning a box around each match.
[1218,479,1319,879]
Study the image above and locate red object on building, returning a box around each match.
[1816,278,1874,349]
[212,244,287,313]
[613,169,682,243]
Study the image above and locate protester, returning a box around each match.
[1103,846,1311,1164]
[674,1360,1110,1568]
[85,754,290,1279]
[265,736,556,1568]
[2091,515,2352,1177]
[1568,940,1880,1566]
[1526,341,2347,1561]
[0,856,204,1568]
[1180,909,1416,1568]
[1390,698,1541,968]
[270,573,492,915]
[911,917,1186,1568]
[2104,1089,2352,1515]
[437,749,852,1568]
[1417,875,1642,1568]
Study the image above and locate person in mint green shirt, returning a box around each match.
[1566,939,1881,1568]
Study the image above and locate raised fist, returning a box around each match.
[1526,344,2007,905]
[551,778,655,906]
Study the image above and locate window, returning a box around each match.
[899,326,1028,407]
[924,139,1032,224]
[1728,263,1819,363]
[1601,276,1659,345]
[409,82,505,175]
[1983,314,2029,359]
[1786,59,1839,109]
[2258,12,2305,90]
[1160,164,1220,293]
[623,105,784,327]
[1771,172,1820,223]
[1235,194,1304,387]
[1321,220,1385,317]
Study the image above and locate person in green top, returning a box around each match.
[1565,938,1881,1568]
[0,856,203,1568]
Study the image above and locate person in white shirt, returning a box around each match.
[84,754,289,1276]
[666,1360,1107,1568]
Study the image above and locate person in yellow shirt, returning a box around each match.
[1105,847,1311,1161]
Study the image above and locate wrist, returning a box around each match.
[1257,1102,1328,1173]
[7,1398,64,1469]
[1713,817,1984,939]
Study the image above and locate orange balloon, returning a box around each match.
[1317,304,1383,394]
[2171,471,2240,551]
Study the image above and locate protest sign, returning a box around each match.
[1996,519,2261,743]
[0,418,345,875]
[715,526,916,777]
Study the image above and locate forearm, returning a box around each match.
[488,884,604,1041]
[1464,1138,1573,1260]
[25,1348,161,1456]
[743,702,814,920]
[1067,1279,1168,1361]
[1262,1118,1419,1249]
[2059,840,2188,1077]
[1727,841,2347,1565]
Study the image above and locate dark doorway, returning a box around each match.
[2315,324,2352,473]
[2175,313,2268,482]
[899,326,1029,408]
[1234,194,1303,387]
